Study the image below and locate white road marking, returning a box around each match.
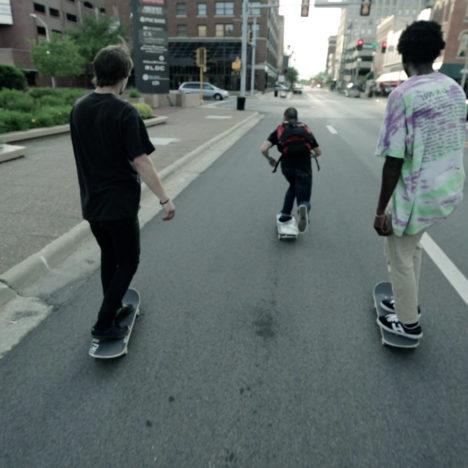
[421,233,468,305]
[205,115,232,119]
[326,125,338,134]
[150,137,179,145]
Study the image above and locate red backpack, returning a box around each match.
[277,121,313,156]
[273,122,319,173]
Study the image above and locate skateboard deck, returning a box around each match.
[373,282,419,349]
[89,288,140,359]
[276,214,298,240]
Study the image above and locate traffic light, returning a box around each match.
[360,0,371,16]
[381,41,387,53]
[196,47,207,67]
[357,39,364,51]
[247,30,252,43]
[301,1,310,17]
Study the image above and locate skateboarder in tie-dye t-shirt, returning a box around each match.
[373,21,466,341]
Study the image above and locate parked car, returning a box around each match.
[178,82,229,100]
[344,83,361,98]
[274,83,288,98]
[368,81,399,97]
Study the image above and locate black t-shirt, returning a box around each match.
[70,92,155,221]
[267,123,319,172]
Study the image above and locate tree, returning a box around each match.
[285,67,299,88]
[67,15,128,66]
[30,34,86,88]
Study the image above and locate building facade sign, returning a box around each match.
[0,0,13,25]
[131,0,169,93]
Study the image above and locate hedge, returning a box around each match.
[0,88,153,134]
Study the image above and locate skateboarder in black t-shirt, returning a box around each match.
[260,107,321,233]
[70,45,175,341]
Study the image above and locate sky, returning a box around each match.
[279,1,342,79]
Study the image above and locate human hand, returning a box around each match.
[373,214,392,236]
[162,200,175,221]
[268,156,277,168]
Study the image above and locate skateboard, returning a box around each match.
[373,282,419,349]
[89,288,141,359]
[276,214,298,240]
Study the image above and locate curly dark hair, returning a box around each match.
[397,21,445,64]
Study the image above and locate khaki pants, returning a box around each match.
[385,232,424,325]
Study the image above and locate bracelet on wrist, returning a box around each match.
[160,198,170,205]
[375,213,386,218]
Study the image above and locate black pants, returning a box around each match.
[89,217,140,329]
[281,167,312,215]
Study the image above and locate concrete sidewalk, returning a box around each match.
[0,102,260,306]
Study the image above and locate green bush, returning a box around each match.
[0,65,27,90]
[28,87,58,99]
[128,89,141,98]
[0,109,34,133]
[37,95,66,107]
[0,89,35,112]
[59,89,88,105]
[30,106,71,128]
[132,102,152,119]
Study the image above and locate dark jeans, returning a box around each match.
[89,217,140,329]
[281,167,312,215]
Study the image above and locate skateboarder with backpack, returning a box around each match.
[260,107,321,235]
[70,44,175,343]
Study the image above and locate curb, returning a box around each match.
[0,116,167,143]
[0,111,260,306]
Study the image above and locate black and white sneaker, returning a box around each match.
[377,313,423,340]
[380,297,421,317]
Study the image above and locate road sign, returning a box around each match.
[131,0,169,94]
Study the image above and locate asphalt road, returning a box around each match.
[1,89,468,467]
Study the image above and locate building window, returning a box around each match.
[33,3,46,14]
[84,1,93,8]
[215,2,234,16]
[198,3,207,16]
[198,25,207,36]
[36,26,46,36]
[177,24,187,36]
[249,2,261,16]
[457,32,468,57]
[49,8,60,17]
[215,23,234,37]
[176,3,186,16]
[66,13,78,22]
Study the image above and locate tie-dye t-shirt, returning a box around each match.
[376,72,466,236]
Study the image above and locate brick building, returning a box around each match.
[0,0,109,86]
[167,1,284,92]
[0,0,284,92]
[432,0,468,89]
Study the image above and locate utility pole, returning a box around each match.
[237,0,249,110]
[250,15,258,96]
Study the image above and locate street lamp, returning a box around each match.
[30,13,50,41]
[30,13,55,88]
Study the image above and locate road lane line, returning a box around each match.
[326,125,338,134]
[421,233,468,305]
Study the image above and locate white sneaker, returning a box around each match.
[297,205,308,233]
[277,215,298,237]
